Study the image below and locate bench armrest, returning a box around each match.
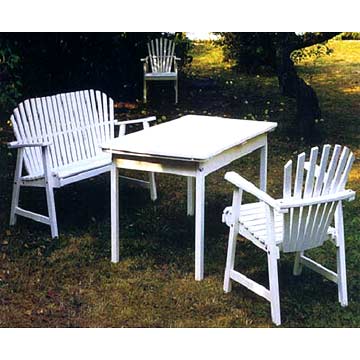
[140,57,149,62]
[8,141,52,149]
[225,171,286,213]
[114,116,156,126]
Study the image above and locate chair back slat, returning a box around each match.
[10,90,114,177]
[147,38,175,73]
[296,147,319,249]
[282,160,292,246]
[285,153,305,252]
[330,147,350,193]
[322,144,341,195]
[281,145,354,253]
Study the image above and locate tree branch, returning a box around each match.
[292,32,340,50]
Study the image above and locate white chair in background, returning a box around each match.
[141,38,180,104]
[222,145,355,325]
[8,89,157,238]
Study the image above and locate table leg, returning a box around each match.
[111,164,119,263]
[187,176,195,216]
[195,170,205,281]
[260,139,268,192]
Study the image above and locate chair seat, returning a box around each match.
[145,72,177,80]
[21,153,112,181]
[222,202,335,249]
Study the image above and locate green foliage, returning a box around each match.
[216,32,277,74]
[0,39,22,117]
[291,43,333,64]
[0,32,192,118]
[337,32,360,40]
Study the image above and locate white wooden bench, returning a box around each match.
[141,38,180,104]
[8,89,157,238]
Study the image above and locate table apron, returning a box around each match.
[112,133,267,178]
[113,157,198,177]
[201,134,267,176]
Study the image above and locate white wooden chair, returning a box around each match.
[8,89,157,238]
[141,38,180,104]
[222,145,355,325]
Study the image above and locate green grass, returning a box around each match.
[0,40,359,327]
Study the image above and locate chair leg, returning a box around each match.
[148,172,157,201]
[143,79,147,103]
[267,247,281,325]
[45,182,58,238]
[224,189,242,292]
[174,79,178,104]
[335,204,348,306]
[293,251,303,275]
[223,225,238,293]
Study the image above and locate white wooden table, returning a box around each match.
[102,115,277,280]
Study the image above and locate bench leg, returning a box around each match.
[45,181,58,238]
[10,182,21,226]
[10,148,24,226]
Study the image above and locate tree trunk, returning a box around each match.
[276,47,321,141]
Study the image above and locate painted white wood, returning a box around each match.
[111,164,120,263]
[9,90,157,238]
[106,115,277,280]
[230,269,271,301]
[222,145,355,325]
[223,188,242,293]
[187,177,195,216]
[260,140,268,191]
[335,203,348,306]
[104,116,277,161]
[9,147,24,226]
[142,38,179,103]
[195,170,205,281]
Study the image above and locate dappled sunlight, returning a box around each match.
[342,85,360,94]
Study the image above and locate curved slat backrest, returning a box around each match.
[282,145,354,253]
[10,90,114,177]
[147,38,175,73]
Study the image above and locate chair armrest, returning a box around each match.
[140,57,148,62]
[8,141,52,149]
[225,171,286,213]
[174,57,181,61]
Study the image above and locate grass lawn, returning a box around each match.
[0,40,359,327]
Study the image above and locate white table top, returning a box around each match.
[103,115,277,161]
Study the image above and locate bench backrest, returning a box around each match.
[281,145,354,253]
[147,38,176,73]
[10,89,114,177]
